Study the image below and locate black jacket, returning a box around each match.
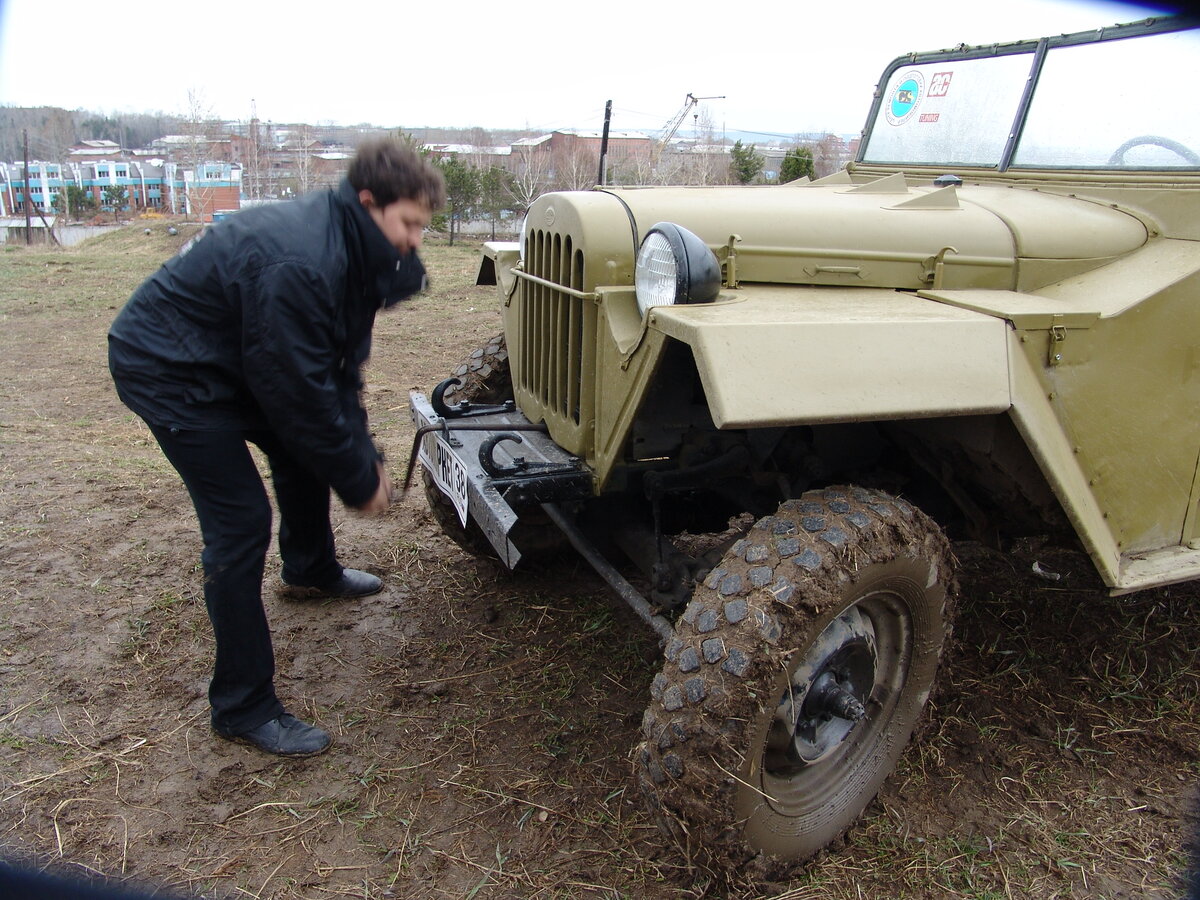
[109,179,427,507]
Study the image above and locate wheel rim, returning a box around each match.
[759,586,914,818]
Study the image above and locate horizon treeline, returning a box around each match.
[0,105,540,163]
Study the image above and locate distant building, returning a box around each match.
[501,130,653,168]
[76,159,155,210]
[511,134,552,152]
[424,144,511,170]
[151,134,235,162]
[312,150,351,184]
[67,140,123,159]
[0,161,68,216]
[0,215,56,244]
[546,129,653,165]
[178,162,241,220]
[0,158,242,223]
[430,131,655,186]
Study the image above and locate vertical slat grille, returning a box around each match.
[518,228,589,430]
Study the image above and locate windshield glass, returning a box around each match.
[861,54,1033,168]
[1015,29,1200,168]
[859,23,1200,171]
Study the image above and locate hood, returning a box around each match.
[600,175,1148,292]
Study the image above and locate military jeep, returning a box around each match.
[410,17,1200,866]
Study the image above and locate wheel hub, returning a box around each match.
[765,608,876,774]
[805,670,867,723]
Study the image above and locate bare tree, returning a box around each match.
[656,154,690,186]
[619,150,688,186]
[36,109,76,161]
[181,88,217,221]
[506,146,552,215]
[243,104,265,202]
[682,109,725,186]
[285,125,318,197]
[814,133,849,178]
[611,152,657,186]
[466,126,491,149]
[550,144,597,192]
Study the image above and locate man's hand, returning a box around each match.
[355,460,394,515]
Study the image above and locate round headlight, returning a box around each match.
[634,222,722,318]
[635,231,680,312]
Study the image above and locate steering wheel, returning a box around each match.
[1107,135,1200,166]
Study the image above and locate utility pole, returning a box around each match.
[248,99,262,201]
[597,100,612,187]
[23,129,31,244]
[266,121,275,199]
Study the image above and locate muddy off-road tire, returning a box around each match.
[421,334,566,561]
[439,333,512,409]
[637,486,955,867]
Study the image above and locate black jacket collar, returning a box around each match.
[336,178,428,309]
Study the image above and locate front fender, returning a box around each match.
[647,286,1011,429]
[476,241,521,297]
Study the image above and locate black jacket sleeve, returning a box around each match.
[241,259,380,506]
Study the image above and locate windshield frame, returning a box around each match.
[856,16,1199,172]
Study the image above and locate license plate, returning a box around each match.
[419,430,470,526]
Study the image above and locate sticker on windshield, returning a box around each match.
[886,71,924,125]
[929,71,953,97]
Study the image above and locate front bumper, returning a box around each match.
[409,391,592,568]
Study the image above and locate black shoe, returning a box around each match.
[281,568,383,600]
[216,714,332,757]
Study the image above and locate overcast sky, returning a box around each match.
[0,0,1178,140]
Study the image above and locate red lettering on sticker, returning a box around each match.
[919,113,940,123]
[930,72,953,97]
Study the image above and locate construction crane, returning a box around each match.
[654,93,724,161]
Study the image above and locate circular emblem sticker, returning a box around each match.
[886,71,924,125]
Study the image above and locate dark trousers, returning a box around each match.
[147,425,343,734]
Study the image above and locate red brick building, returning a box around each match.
[545,129,653,165]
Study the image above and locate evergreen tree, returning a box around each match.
[62,185,95,219]
[102,184,128,216]
[434,156,479,246]
[780,146,815,183]
[477,166,515,239]
[729,140,764,184]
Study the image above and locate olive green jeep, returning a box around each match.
[410,17,1200,866]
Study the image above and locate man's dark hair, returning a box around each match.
[348,138,446,210]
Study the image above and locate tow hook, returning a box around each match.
[479,433,570,478]
[431,377,516,418]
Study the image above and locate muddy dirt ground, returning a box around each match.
[0,227,1197,899]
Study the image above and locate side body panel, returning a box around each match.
[926,238,1200,588]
